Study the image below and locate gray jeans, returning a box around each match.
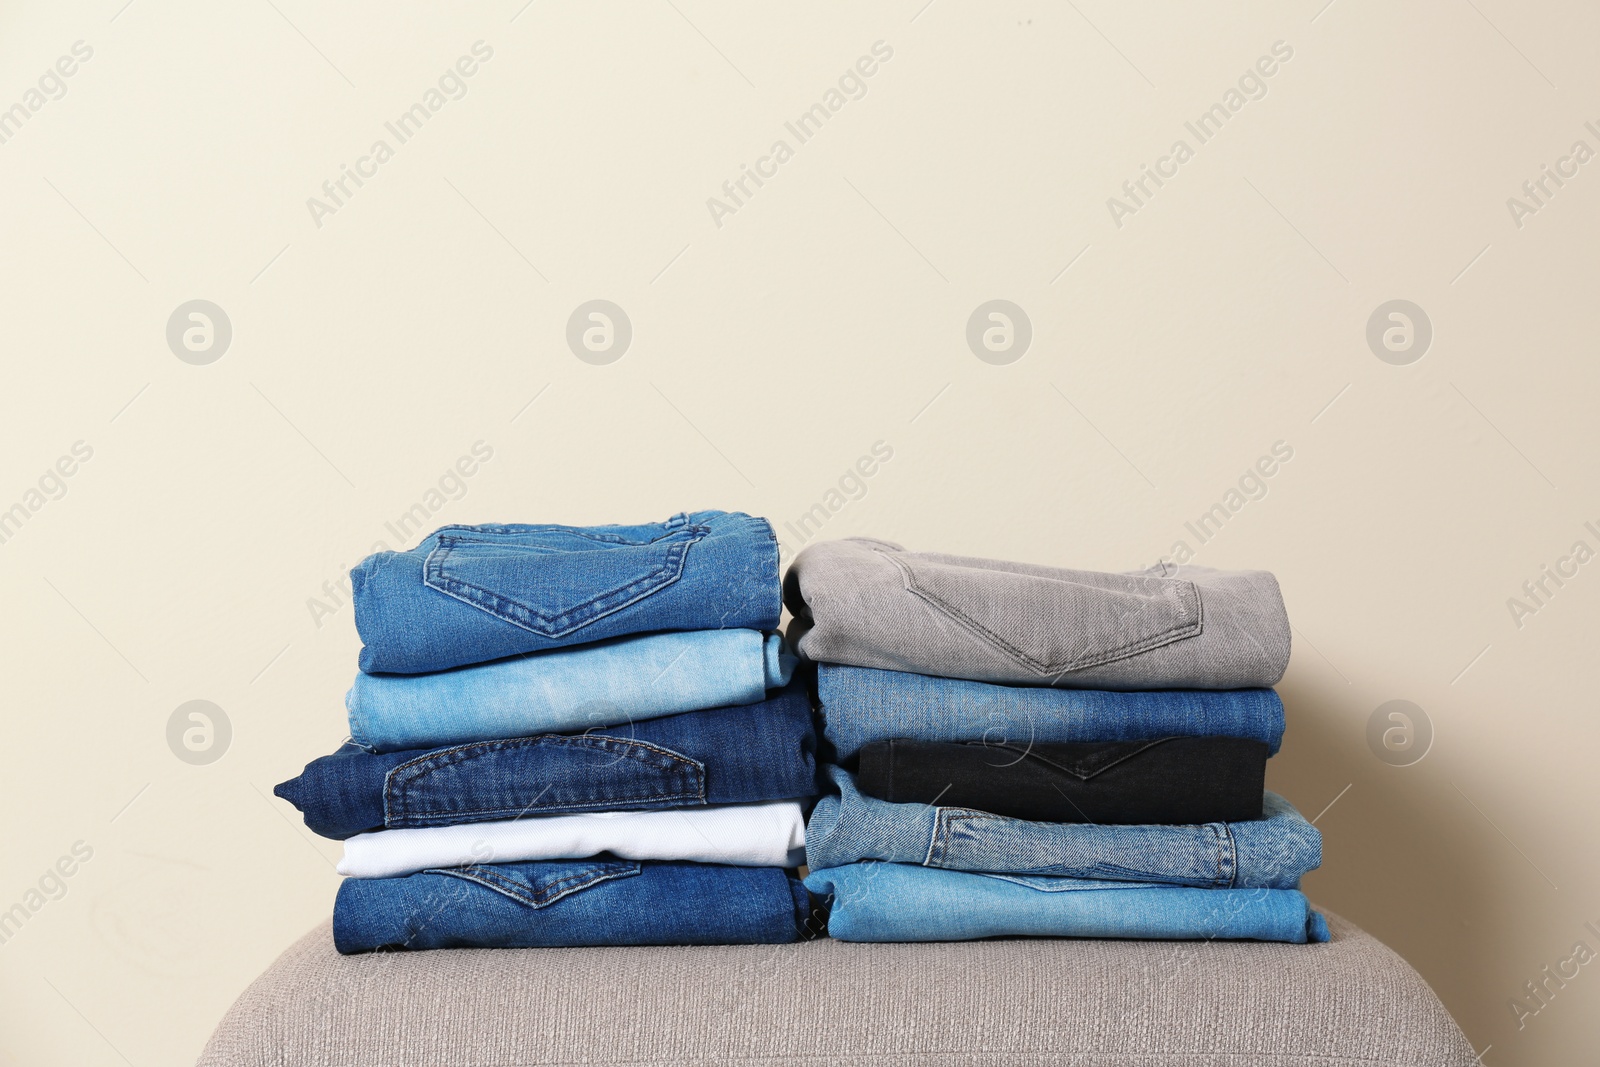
[782,538,1289,689]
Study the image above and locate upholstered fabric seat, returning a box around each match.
[198,910,1474,1067]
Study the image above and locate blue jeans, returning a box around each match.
[805,862,1329,943]
[278,682,818,839]
[334,860,818,952]
[805,767,1320,889]
[817,665,1284,762]
[348,630,793,752]
[353,511,781,674]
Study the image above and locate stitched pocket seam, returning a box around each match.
[385,736,706,825]
[424,861,641,908]
[429,514,690,547]
[890,554,1204,676]
[422,524,707,638]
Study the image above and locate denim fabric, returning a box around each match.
[277,683,818,839]
[354,512,781,674]
[347,630,793,753]
[338,801,808,878]
[805,767,1321,889]
[805,862,1329,943]
[855,736,1268,824]
[817,665,1284,763]
[784,538,1290,689]
[334,860,818,952]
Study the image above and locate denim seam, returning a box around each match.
[429,524,708,554]
[384,736,707,825]
[934,809,1002,870]
[426,543,684,627]
[755,521,782,620]
[886,553,1206,676]
[426,537,692,631]
[425,861,640,908]
[429,513,690,547]
[1208,823,1230,889]
[421,525,708,637]
[389,793,708,827]
[925,807,948,867]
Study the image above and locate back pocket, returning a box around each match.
[424,860,641,908]
[423,517,708,638]
[892,554,1201,677]
[386,733,706,827]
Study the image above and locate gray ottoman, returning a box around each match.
[198,910,1474,1066]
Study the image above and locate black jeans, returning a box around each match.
[854,736,1268,824]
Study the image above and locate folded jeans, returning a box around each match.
[816,664,1285,763]
[277,682,817,839]
[339,801,808,878]
[805,861,1328,943]
[353,511,781,674]
[334,860,819,952]
[347,629,793,753]
[855,736,1268,824]
[784,538,1290,689]
[805,766,1321,889]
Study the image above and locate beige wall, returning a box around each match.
[1,1,1595,1062]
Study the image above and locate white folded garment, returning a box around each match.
[338,801,808,879]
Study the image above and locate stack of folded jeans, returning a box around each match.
[786,537,1328,944]
[275,512,824,953]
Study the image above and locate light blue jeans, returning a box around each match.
[805,767,1320,889]
[348,630,793,752]
[805,862,1329,943]
[817,665,1285,762]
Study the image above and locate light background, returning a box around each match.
[0,1,1594,1063]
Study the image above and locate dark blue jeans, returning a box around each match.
[817,665,1285,762]
[277,682,818,840]
[353,511,781,674]
[333,860,819,952]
